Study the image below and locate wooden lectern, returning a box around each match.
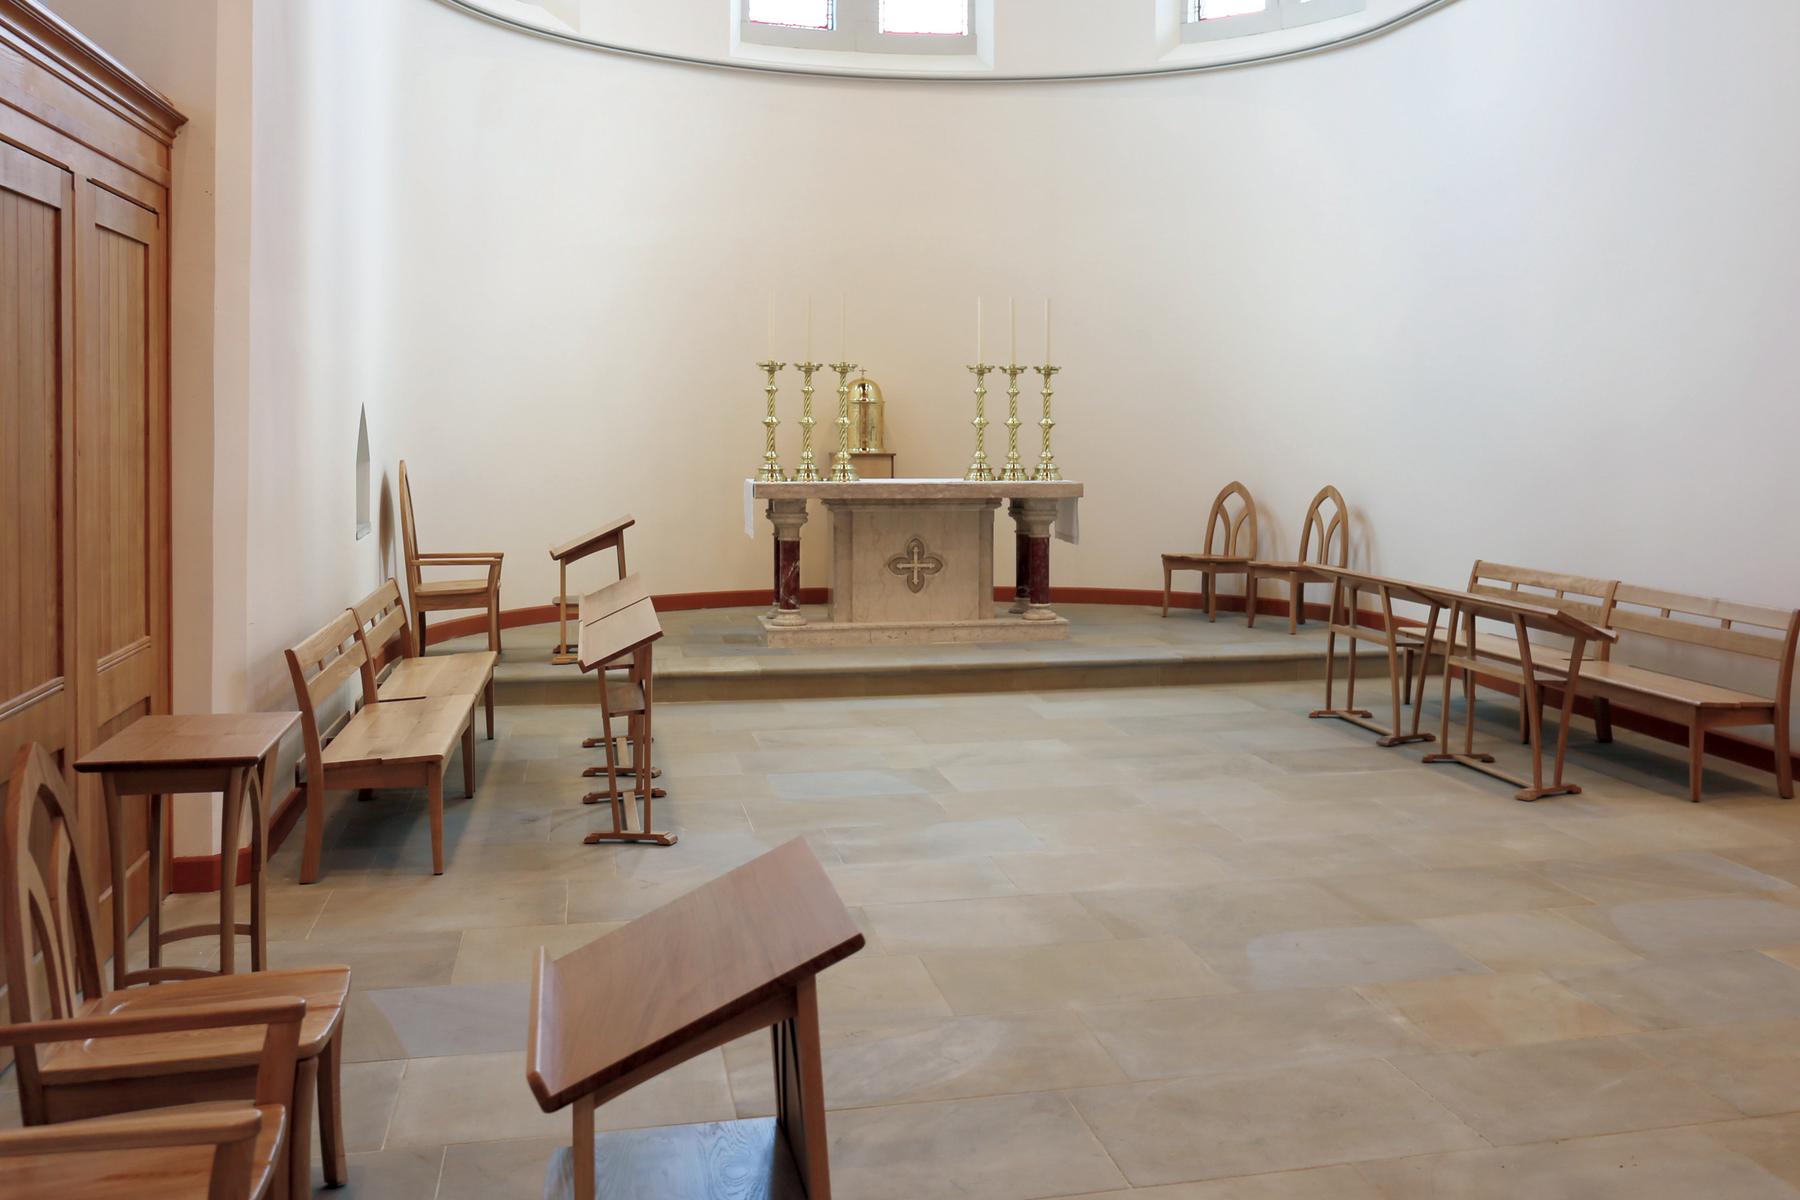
[549,516,636,665]
[1421,588,1615,801]
[527,838,864,1200]
[577,574,673,845]
[1309,567,1446,748]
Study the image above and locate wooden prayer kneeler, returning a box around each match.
[1421,590,1615,801]
[549,516,635,665]
[527,839,864,1200]
[577,574,673,845]
[1309,567,1444,748]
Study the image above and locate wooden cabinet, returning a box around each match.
[0,0,182,964]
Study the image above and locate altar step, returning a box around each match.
[437,603,1392,704]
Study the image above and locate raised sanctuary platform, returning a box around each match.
[444,603,1386,703]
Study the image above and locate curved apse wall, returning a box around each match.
[340,0,1799,618]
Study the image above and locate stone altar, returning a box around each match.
[750,479,1084,645]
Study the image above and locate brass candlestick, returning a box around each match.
[965,363,996,482]
[756,360,787,482]
[998,364,1029,482]
[1032,363,1062,481]
[791,361,824,482]
[828,361,860,481]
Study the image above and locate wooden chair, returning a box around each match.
[0,997,304,1200]
[1,745,351,1198]
[1160,481,1258,620]
[398,459,504,654]
[354,579,498,741]
[286,613,478,882]
[1562,584,1797,802]
[1248,485,1348,634]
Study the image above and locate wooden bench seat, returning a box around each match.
[286,611,478,882]
[1578,660,1775,711]
[355,578,497,740]
[0,1103,284,1200]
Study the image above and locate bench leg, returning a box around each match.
[1688,719,1706,803]
[484,679,496,740]
[318,1026,347,1187]
[290,1053,318,1200]
[1288,573,1300,635]
[1204,572,1216,622]
[1161,564,1172,618]
[428,765,445,874]
[1776,716,1794,800]
[1245,568,1259,627]
[299,777,326,886]
[417,610,429,655]
[1593,697,1614,743]
[487,592,502,654]
[462,719,476,798]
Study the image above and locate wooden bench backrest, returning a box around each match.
[352,579,414,667]
[398,460,422,598]
[1604,585,1799,705]
[1466,562,1617,628]
[1296,485,1348,568]
[283,612,377,764]
[1203,481,1256,557]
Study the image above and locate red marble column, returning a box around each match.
[1013,498,1060,622]
[766,498,810,627]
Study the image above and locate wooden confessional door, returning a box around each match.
[0,139,79,781]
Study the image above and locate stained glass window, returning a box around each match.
[747,0,833,30]
[879,0,969,36]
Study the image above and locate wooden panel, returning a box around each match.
[0,139,74,781]
[91,197,152,659]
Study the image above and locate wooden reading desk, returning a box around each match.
[527,838,864,1200]
[1309,567,1448,747]
[577,574,673,845]
[549,516,635,664]
[1421,588,1615,801]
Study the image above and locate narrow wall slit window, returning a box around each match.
[1183,0,1363,42]
[743,0,976,53]
[355,407,372,540]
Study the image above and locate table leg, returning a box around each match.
[768,499,809,628]
[792,976,832,1199]
[147,794,164,972]
[251,757,272,972]
[218,766,246,975]
[103,776,129,990]
[572,1094,597,1200]
[1015,499,1058,622]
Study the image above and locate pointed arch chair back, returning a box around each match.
[1,744,108,1100]
[1296,485,1349,567]
[1204,481,1258,558]
[398,459,423,601]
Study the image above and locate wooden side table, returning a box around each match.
[76,712,299,987]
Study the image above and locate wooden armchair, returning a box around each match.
[1249,485,1349,635]
[398,459,504,653]
[1161,481,1259,620]
[0,997,305,1200]
[1,745,352,1197]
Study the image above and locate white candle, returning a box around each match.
[1009,297,1017,365]
[840,294,848,360]
[766,295,774,361]
[1043,299,1052,364]
[805,297,812,361]
[976,297,984,363]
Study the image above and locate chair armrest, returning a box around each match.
[416,553,504,562]
[0,1106,263,1157]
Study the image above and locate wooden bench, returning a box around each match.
[1161,481,1257,621]
[353,579,498,741]
[1563,584,1797,802]
[285,612,478,883]
[527,838,863,1200]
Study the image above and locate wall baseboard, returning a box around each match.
[170,783,306,894]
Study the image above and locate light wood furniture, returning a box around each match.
[549,516,635,666]
[751,480,1084,644]
[2,745,351,1196]
[850,450,896,478]
[1161,481,1258,621]
[1396,562,1616,739]
[285,614,477,882]
[576,576,673,846]
[1309,568,1444,747]
[1248,485,1349,635]
[1563,584,1797,803]
[74,714,298,987]
[527,838,864,1200]
[353,579,498,740]
[0,0,184,1012]
[1421,591,1615,801]
[397,459,504,654]
[0,997,304,1200]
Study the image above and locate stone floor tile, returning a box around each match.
[1551,951,1800,1030]
[1359,970,1642,1050]
[1562,896,1800,956]
[1236,922,1488,991]
[1319,865,1588,921]
[451,921,623,984]
[922,936,1229,1014]
[860,894,1113,953]
[1416,910,1642,972]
